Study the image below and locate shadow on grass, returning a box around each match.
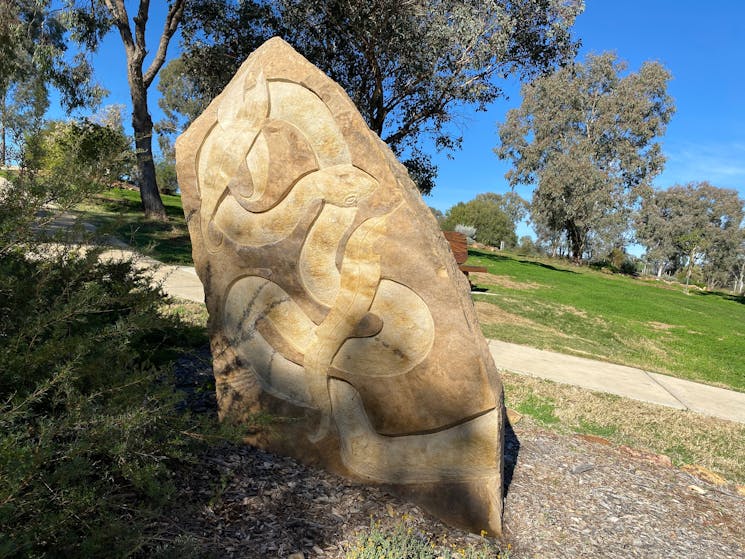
[78,195,194,266]
[693,289,745,305]
[469,250,578,274]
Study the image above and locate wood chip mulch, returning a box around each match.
[162,350,745,559]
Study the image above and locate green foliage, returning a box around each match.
[443,196,517,247]
[590,248,637,276]
[156,57,207,139]
[498,52,675,261]
[516,235,541,256]
[155,159,179,195]
[178,0,583,193]
[469,249,745,391]
[0,246,211,557]
[345,518,509,559]
[636,182,744,289]
[28,118,133,190]
[0,127,209,556]
[0,0,102,165]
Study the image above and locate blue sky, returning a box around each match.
[427,1,745,237]
[77,1,745,239]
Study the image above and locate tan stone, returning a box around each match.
[506,408,523,425]
[681,464,728,486]
[175,37,504,535]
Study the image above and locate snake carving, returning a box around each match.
[176,38,505,535]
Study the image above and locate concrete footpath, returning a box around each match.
[488,339,745,424]
[101,249,745,426]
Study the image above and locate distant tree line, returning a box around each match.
[438,179,745,294]
[487,51,745,293]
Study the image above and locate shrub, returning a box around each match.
[0,129,210,557]
[0,247,208,558]
[443,198,517,248]
[454,224,477,244]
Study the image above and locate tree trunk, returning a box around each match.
[129,70,167,220]
[1,90,6,166]
[684,249,696,293]
[105,0,185,222]
[567,222,584,263]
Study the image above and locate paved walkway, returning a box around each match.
[43,209,745,426]
[488,340,745,424]
[142,257,745,425]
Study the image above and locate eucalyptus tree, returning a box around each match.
[442,195,517,247]
[174,0,584,194]
[473,191,529,225]
[0,1,100,165]
[497,53,675,262]
[636,182,744,288]
[67,0,186,220]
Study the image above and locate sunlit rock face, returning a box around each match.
[175,37,504,535]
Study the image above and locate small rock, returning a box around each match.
[288,553,305,559]
[619,445,672,467]
[576,433,612,446]
[681,464,728,486]
[687,484,707,495]
[571,463,595,474]
[737,485,745,497]
[506,408,523,424]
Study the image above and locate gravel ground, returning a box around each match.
[163,349,745,559]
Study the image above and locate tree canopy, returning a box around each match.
[636,182,744,289]
[0,0,101,165]
[497,52,675,261]
[173,0,583,194]
[442,195,518,247]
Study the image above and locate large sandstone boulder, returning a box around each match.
[175,37,505,535]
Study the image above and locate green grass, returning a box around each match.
[513,393,560,424]
[469,249,745,391]
[76,188,193,265]
[503,371,745,482]
[71,196,745,392]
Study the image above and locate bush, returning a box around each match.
[442,198,517,248]
[454,224,477,243]
[0,129,210,556]
[0,248,208,558]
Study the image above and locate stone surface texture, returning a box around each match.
[175,37,504,535]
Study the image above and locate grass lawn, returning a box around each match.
[76,188,193,265]
[502,372,745,483]
[468,249,745,392]
[75,194,744,393]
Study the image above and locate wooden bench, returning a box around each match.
[443,231,487,280]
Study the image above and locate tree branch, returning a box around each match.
[143,0,185,88]
[102,0,134,56]
[133,0,150,59]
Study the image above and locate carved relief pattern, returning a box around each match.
[176,39,504,517]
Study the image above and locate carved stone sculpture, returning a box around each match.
[175,37,505,535]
